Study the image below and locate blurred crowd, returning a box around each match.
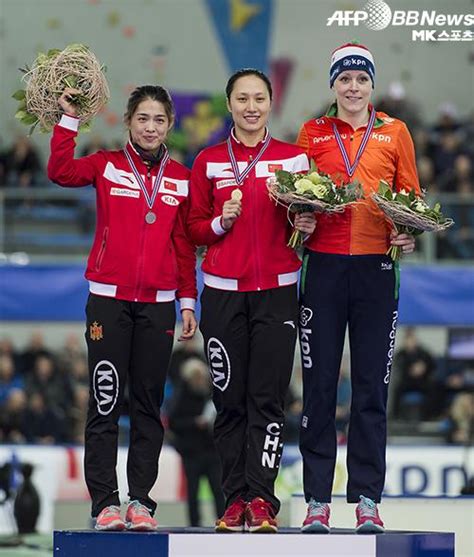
[0,87,473,258]
[0,327,472,448]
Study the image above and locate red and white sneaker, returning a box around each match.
[355,495,385,533]
[125,500,158,531]
[245,497,277,533]
[94,505,126,531]
[301,499,330,533]
[215,497,247,532]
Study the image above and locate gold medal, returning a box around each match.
[231,189,242,201]
[145,211,156,224]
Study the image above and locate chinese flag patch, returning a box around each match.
[268,164,283,172]
[164,181,177,192]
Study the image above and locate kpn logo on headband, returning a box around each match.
[327,0,474,42]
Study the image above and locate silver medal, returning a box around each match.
[145,211,156,224]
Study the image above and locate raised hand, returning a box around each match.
[58,87,82,117]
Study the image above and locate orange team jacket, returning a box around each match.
[297,104,421,255]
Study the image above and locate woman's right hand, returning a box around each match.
[221,199,242,230]
[58,87,81,117]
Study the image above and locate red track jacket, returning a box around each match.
[48,115,196,308]
[188,132,309,292]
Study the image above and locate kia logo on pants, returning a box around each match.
[207,337,231,392]
[93,360,119,415]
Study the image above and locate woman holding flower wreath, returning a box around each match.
[296,43,420,533]
[48,85,197,531]
[188,68,315,533]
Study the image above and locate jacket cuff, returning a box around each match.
[179,298,196,311]
[59,114,80,132]
[211,216,227,236]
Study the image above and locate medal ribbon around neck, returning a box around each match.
[332,108,376,177]
[226,131,272,185]
[124,145,170,209]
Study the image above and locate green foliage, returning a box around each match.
[376,181,450,225]
[12,89,26,101]
[209,94,228,117]
[167,130,188,152]
[274,169,296,193]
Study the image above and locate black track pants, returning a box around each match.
[200,285,298,512]
[299,252,399,504]
[84,294,175,517]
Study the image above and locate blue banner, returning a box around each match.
[398,266,474,325]
[0,264,473,324]
[205,0,273,74]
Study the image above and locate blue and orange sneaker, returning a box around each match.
[125,500,158,531]
[355,495,385,533]
[301,499,330,533]
[215,497,247,532]
[94,505,126,531]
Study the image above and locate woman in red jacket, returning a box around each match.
[188,69,315,533]
[48,85,197,531]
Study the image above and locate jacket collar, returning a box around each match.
[325,102,385,129]
[124,140,169,168]
[230,126,269,147]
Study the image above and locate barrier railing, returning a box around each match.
[0,187,473,261]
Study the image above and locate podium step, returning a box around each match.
[54,528,454,556]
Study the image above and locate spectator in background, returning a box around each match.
[69,356,89,389]
[463,111,474,158]
[442,360,474,398]
[439,153,473,193]
[431,102,463,135]
[56,333,86,375]
[431,132,462,183]
[20,331,53,376]
[417,156,438,193]
[0,389,27,444]
[23,392,64,444]
[376,81,421,134]
[445,392,474,445]
[70,385,89,445]
[0,135,42,189]
[0,354,24,405]
[25,354,72,419]
[79,134,107,157]
[166,335,206,389]
[392,328,436,420]
[168,358,225,527]
[427,102,464,181]
[0,337,22,371]
[437,154,474,259]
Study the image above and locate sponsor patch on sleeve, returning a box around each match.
[110,187,140,198]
